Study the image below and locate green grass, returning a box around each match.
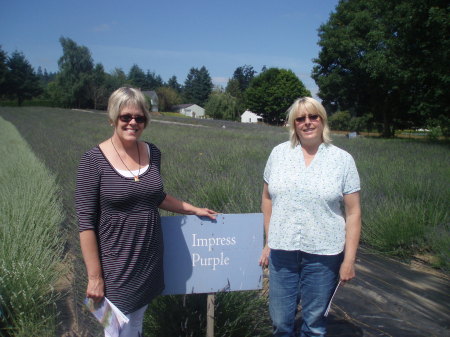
[0,116,66,336]
[144,291,271,337]
[0,106,448,335]
[158,111,190,117]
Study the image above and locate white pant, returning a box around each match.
[105,304,148,337]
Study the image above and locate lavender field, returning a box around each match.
[1,106,448,336]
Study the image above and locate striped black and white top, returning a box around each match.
[75,142,166,314]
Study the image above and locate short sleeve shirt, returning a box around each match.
[264,141,360,255]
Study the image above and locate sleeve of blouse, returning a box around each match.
[150,143,167,206]
[75,151,101,232]
[343,154,361,195]
[263,148,275,184]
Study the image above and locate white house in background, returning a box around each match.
[241,110,263,123]
[172,104,205,118]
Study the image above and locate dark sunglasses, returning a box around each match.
[295,114,320,123]
[118,114,147,124]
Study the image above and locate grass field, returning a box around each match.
[0,106,448,335]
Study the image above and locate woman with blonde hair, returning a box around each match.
[259,97,361,336]
[76,87,217,336]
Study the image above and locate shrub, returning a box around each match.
[427,126,443,141]
[0,117,65,336]
[349,113,374,132]
[328,110,351,131]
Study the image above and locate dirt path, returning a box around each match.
[325,247,449,336]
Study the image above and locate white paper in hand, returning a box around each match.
[84,297,129,337]
[324,281,341,317]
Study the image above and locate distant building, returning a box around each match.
[172,104,205,118]
[241,110,262,123]
[142,91,159,112]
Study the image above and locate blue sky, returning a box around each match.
[0,0,339,96]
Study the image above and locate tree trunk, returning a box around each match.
[382,107,393,137]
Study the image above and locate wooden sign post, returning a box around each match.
[206,293,215,337]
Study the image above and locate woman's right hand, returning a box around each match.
[259,244,270,267]
[86,276,105,302]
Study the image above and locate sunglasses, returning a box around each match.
[118,114,147,124]
[295,114,320,124]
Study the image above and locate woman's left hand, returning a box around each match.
[259,244,270,268]
[194,208,218,220]
[339,260,356,284]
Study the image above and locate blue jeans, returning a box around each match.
[269,249,343,337]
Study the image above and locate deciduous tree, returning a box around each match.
[205,91,239,120]
[245,68,311,124]
[312,0,449,137]
[156,87,182,112]
[56,37,94,108]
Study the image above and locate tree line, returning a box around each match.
[0,36,310,125]
[0,37,211,111]
[0,0,448,136]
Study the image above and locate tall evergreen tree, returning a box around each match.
[183,66,213,106]
[232,65,256,91]
[226,65,256,114]
[312,0,449,137]
[6,51,42,106]
[225,78,240,98]
[36,66,43,78]
[167,75,182,92]
[0,46,8,96]
[106,68,128,91]
[36,66,55,86]
[127,64,147,89]
[90,63,107,110]
[145,71,164,90]
[56,37,94,108]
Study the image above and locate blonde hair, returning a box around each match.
[107,87,151,128]
[286,97,332,147]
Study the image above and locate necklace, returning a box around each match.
[110,138,141,182]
